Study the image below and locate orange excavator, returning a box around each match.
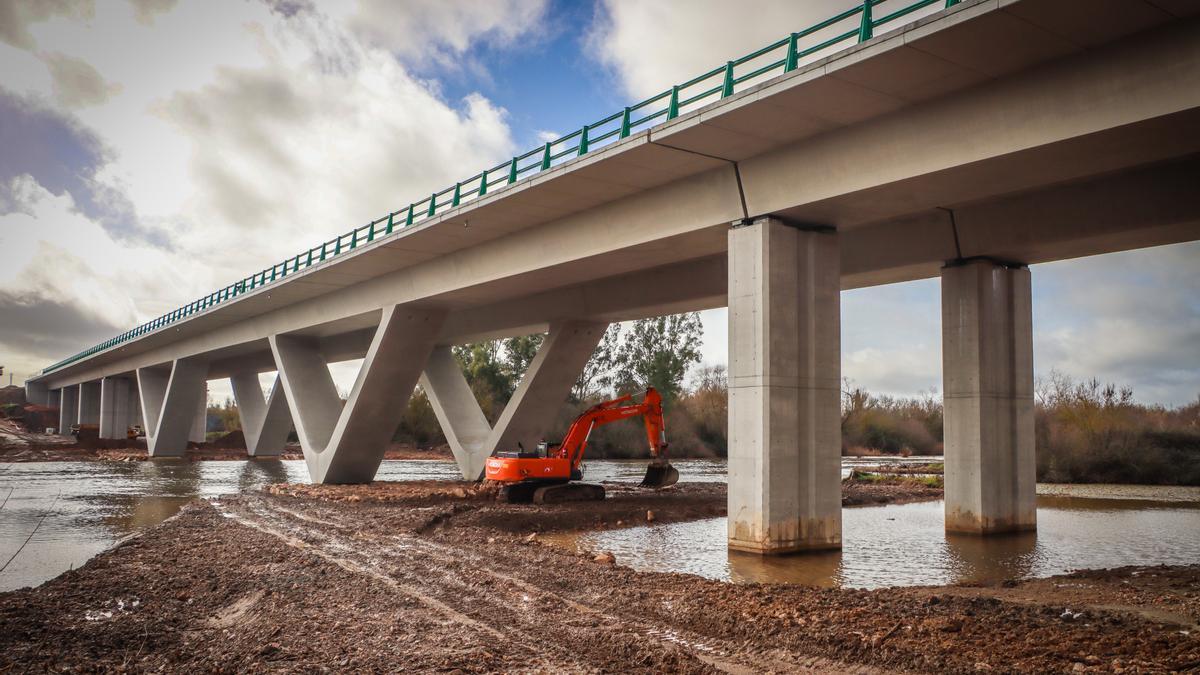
[484,388,679,503]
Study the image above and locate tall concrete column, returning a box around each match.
[137,358,209,457]
[59,386,79,435]
[420,320,607,480]
[78,381,101,426]
[230,373,292,456]
[727,217,842,554]
[99,377,132,439]
[272,305,446,484]
[941,259,1036,534]
[189,383,208,444]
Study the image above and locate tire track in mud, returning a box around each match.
[218,497,712,673]
[224,496,887,674]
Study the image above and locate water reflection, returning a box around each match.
[557,495,1200,589]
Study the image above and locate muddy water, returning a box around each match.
[549,491,1200,589]
[1,458,1197,592]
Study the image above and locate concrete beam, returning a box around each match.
[419,347,493,480]
[58,385,78,436]
[942,260,1036,534]
[137,359,209,457]
[727,218,842,554]
[271,305,446,484]
[230,373,292,457]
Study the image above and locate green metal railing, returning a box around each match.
[42,0,959,376]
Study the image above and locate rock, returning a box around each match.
[452,488,467,498]
[646,510,655,522]
[593,552,616,565]
[486,537,495,544]
[1072,663,1086,672]
[523,533,538,544]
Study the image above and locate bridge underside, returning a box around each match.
[28,2,1200,553]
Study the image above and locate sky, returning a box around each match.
[0,0,1196,407]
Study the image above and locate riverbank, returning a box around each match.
[0,483,1195,672]
[0,418,451,462]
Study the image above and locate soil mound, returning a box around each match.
[209,429,247,449]
[0,385,25,406]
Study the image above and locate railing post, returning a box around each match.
[320,242,327,262]
[722,61,735,97]
[578,125,589,156]
[386,213,395,234]
[334,236,342,256]
[946,0,959,5]
[350,229,358,250]
[367,221,376,242]
[619,107,631,138]
[427,193,437,217]
[451,182,461,207]
[667,85,680,120]
[479,170,488,197]
[406,204,415,226]
[785,33,800,72]
[508,157,518,184]
[859,0,873,42]
[540,142,552,171]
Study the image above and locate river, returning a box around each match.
[0,458,1197,592]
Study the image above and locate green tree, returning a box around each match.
[612,313,703,402]
[503,333,544,390]
[573,324,621,402]
[453,341,511,421]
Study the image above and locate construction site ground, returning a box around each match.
[0,482,1196,673]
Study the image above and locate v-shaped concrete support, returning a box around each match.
[230,373,293,457]
[271,305,446,484]
[136,358,209,457]
[421,320,607,480]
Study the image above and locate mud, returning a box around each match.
[0,482,1196,673]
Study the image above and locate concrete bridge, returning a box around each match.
[24,0,1200,554]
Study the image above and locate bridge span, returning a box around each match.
[25,0,1200,553]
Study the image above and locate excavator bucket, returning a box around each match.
[640,461,679,488]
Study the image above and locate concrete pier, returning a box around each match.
[941,259,1036,534]
[78,381,101,426]
[230,373,291,456]
[420,346,494,480]
[99,377,133,439]
[138,359,209,457]
[421,321,607,480]
[727,217,842,554]
[58,385,79,435]
[189,384,208,444]
[272,305,445,483]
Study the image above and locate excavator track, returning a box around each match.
[532,482,605,504]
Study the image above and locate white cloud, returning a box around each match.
[0,0,539,382]
[348,0,550,70]
[586,0,859,100]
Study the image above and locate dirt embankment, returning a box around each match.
[0,482,1195,673]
